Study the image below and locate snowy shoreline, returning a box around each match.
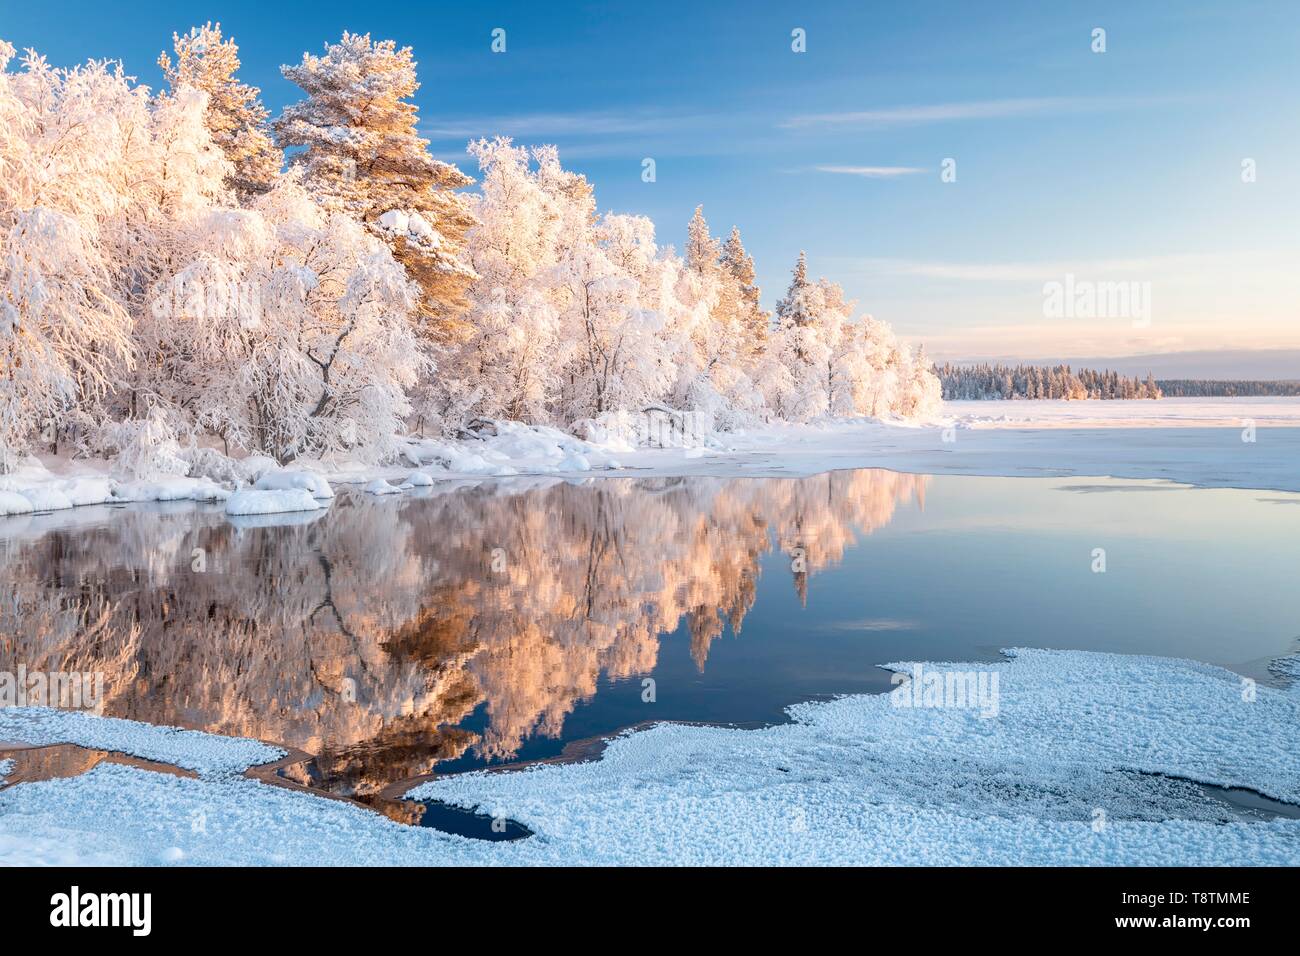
[3,398,1299,524]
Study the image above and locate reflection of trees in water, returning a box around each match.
[0,470,926,794]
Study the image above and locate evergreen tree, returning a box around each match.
[274,32,476,337]
[722,226,768,356]
[159,23,281,203]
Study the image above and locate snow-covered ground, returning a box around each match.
[947,396,1300,428]
[1,399,1298,526]
[1,648,1296,865]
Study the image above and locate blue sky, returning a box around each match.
[4,0,1298,362]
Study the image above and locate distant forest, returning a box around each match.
[1155,380,1300,397]
[935,363,1161,400]
[936,364,1300,400]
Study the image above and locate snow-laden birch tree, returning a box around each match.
[0,42,138,463]
[439,138,564,425]
[146,175,425,464]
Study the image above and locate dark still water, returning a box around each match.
[2,470,1298,817]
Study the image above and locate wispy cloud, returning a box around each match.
[814,165,926,178]
[783,96,1130,130]
[422,109,711,141]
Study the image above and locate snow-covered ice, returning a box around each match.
[1,648,1296,865]
[0,709,280,777]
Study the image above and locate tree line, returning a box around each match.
[935,363,1162,400]
[0,25,941,472]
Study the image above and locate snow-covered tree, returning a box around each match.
[1,31,945,468]
[722,226,768,358]
[554,201,673,421]
[669,207,763,426]
[765,252,941,422]
[147,175,425,464]
[0,42,138,459]
[274,33,475,336]
[438,138,564,425]
[159,23,281,203]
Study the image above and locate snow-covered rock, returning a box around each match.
[377,209,409,234]
[254,469,334,499]
[363,479,402,495]
[225,488,326,516]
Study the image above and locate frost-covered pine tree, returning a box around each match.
[274,32,476,336]
[763,252,942,422]
[671,207,762,426]
[159,23,282,203]
[685,205,721,274]
[722,226,768,358]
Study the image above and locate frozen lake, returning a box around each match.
[3,468,1298,830]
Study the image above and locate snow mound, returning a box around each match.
[0,491,35,517]
[225,488,326,516]
[15,486,74,511]
[405,471,435,487]
[363,479,402,495]
[226,509,327,531]
[404,422,620,477]
[53,476,117,506]
[113,477,230,503]
[254,469,334,499]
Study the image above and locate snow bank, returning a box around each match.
[575,406,718,450]
[253,469,334,499]
[225,487,327,516]
[403,421,621,478]
[113,477,230,503]
[0,468,118,514]
[0,491,34,517]
[0,648,1296,865]
[51,476,117,506]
